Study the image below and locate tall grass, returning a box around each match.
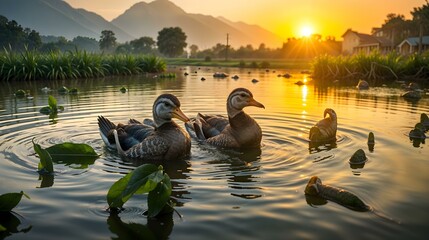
[0,49,166,81]
[311,51,429,85]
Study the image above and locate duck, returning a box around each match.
[185,88,265,149]
[98,94,191,161]
[309,108,337,142]
[356,80,369,90]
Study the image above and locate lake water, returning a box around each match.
[0,66,428,240]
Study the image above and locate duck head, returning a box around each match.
[227,88,265,118]
[153,94,190,127]
[324,108,337,121]
[304,176,322,196]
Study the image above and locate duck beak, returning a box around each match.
[172,107,190,122]
[248,97,265,109]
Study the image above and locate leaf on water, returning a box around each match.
[147,173,172,218]
[32,139,54,174]
[124,164,159,197]
[0,191,29,212]
[107,173,133,208]
[106,163,171,215]
[39,106,52,115]
[46,142,99,166]
[48,95,57,109]
[0,224,6,231]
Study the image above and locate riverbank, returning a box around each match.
[312,51,429,86]
[165,58,312,69]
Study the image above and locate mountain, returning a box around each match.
[112,0,283,48]
[0,0,134,42]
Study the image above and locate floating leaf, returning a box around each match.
[0,191,30,212]
[107,173,133,208]
[45,142,99,168]
[0,224,5,231]
[48,95,57,110]
[107,164,158,208]
[147,173,172,217]
[106,164,173,217]
[39,106,52,115]
[58,86,69,94]
[15,89,26,97]
[32,139,54,174]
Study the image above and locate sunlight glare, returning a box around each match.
[300,25,314,37]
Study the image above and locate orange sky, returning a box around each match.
[65,0,427,40]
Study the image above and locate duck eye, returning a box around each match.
[240,93,246,98]
[164,102,171,107]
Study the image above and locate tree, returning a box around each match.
[411,0,429,53]
[72,36,99,52]
[99,30,117,52]
[130,36,156,54]
[157,27,187,57]
[189,44,199,58]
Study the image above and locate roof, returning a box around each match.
[399,36,429,46]
[342,29,392,46]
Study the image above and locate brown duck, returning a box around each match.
[98,94,191,161]
[186,88,265,149]
[309,108,337,142]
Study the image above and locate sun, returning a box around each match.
[300,25,314,38]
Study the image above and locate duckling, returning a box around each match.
[98,94,191,161]
[309,108,337,142]
[186,88,265,149]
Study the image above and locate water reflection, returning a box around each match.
[0,212,32,239]
[107,212,173,240]
[207,148,263,200]
[308,140,337,154]
[38,174,54,188]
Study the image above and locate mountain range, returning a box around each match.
[0,0,284,48]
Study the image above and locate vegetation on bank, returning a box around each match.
[0,49,166,81]
[165,58,312,69]
[311,51,429,85]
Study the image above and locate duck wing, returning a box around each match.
[114,130,170,159]
[98,116,155,150]
[197,113,229,138]
[309,118,337,142]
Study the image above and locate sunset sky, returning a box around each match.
[65,0,427,40]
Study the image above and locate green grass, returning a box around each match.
[0,49,166,81]
[165,58,312,69]
[311,51,429,85]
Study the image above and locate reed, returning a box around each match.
[0,49,167,81]
[311,51,429,85]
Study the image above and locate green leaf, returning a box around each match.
[147,173,172,217]
[107,173,133,208]
[106,164,159,209]
[0,224,6,231]
[39,106,52,115]
[48,95,57,110]
[0,191,29,212]
[46,142,99,167]
[123,165,159,197]
[33,139,54,174]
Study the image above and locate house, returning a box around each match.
[397,36,429,55]
[341,29,393,55]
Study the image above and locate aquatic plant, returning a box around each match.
[32,139,99,173]
[107,164,174,218]
[0,49,167,81]
[0,191,30,212]
[158,73,176,78]
[120,87,127,93]
[39,95,64,115]
[311,51,429,85]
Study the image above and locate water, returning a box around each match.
[0,67,428,240]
